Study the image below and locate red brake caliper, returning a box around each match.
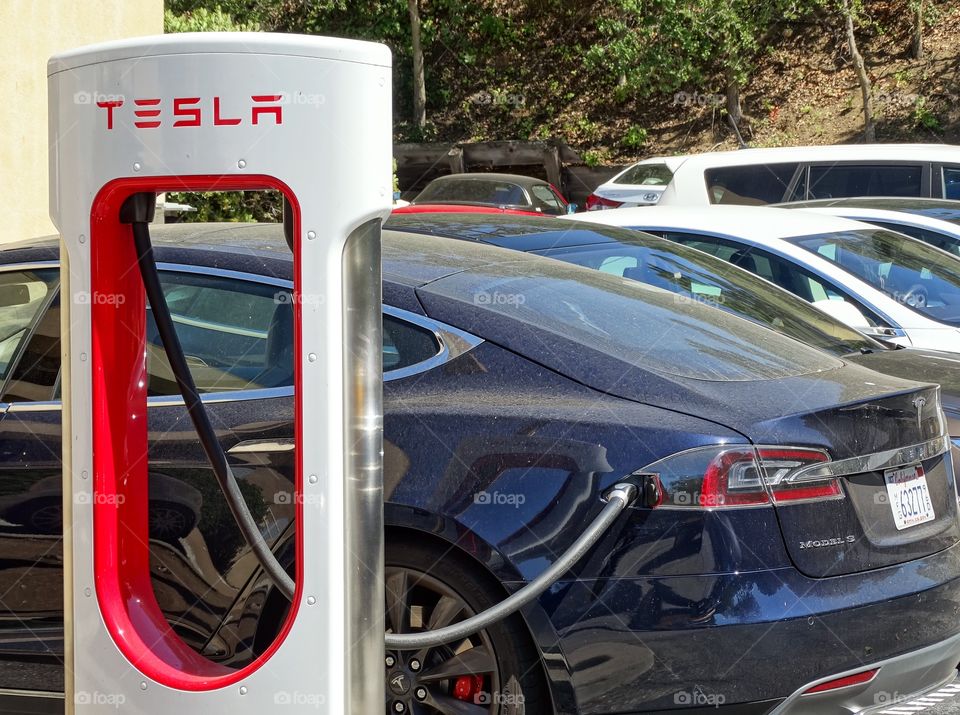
[452,675,485,702]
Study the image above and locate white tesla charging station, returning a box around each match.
[49,34,391,714]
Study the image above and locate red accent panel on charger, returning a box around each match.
[90,175,303,690]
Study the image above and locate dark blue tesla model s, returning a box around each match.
[0,222,958,715]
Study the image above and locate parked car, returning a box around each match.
[410,172,570,215]
[780,197,960,256]
[586,144,960,210]
[388,212,960,436]
[566,205,960,354]
[3,222,960,714]
[392,202,541,216]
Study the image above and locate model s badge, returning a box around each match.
[799,535,855,549]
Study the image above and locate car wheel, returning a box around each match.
[384,536,549,714]
[6,498,62,534]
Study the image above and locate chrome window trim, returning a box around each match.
[0,260,59,273]
[382,304,482,382]
[0,261,483,410]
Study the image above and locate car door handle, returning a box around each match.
[227,439,295,455]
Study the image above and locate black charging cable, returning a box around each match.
[121,193,295,601]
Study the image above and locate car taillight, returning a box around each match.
[585,193,623,211]
[639,445,838,509]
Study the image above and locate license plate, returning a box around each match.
[884,465,935,530]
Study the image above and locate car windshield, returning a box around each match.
[532,230,880,356]
[614,163,674,186]
[421,254,841,382]
[786,229,960,326]
[416,179,531,208]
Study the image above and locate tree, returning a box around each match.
[839,0,876,141]
[408,0,427,129]
[909,0,925,59]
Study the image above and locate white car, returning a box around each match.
[779,197,960,257]
[564,205,960,353]
[585,144,960,210]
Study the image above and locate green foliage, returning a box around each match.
[166,191,282,223]
[586,0,818,99]
[163,5,260,32]
[912,96,941,131]
[622,125,648,149]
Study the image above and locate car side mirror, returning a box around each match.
[811,298,870,330]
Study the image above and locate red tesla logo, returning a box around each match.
[95,95,284,130]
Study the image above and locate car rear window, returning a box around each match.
[418,258,841,382]
[416,179,528,207]
[614,163,674,187]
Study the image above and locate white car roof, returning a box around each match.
[565,205,875,240]
[635,143,960,172]
[795,206,960,237]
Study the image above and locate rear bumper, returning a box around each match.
[772,632,960,714]
[542,539,960,713]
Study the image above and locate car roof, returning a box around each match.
[561,205,877,240]
[0,221,565,290]
[425,173,550,187]
[780,197,960,212]
[385,212,624,250]
[633,143,958,173]
[790,206,960,235]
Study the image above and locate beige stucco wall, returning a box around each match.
[1,0,163,241]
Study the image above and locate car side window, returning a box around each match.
[867,221,960,257]
[383,315,441,372]
[2,292,61,403]
[704,163,800,205]
[662,232,885,327]
[806,164,922,199]
[0,269,59,400]
[147,272,292,395]
[942,167,960,200]
[530,185,565,215]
